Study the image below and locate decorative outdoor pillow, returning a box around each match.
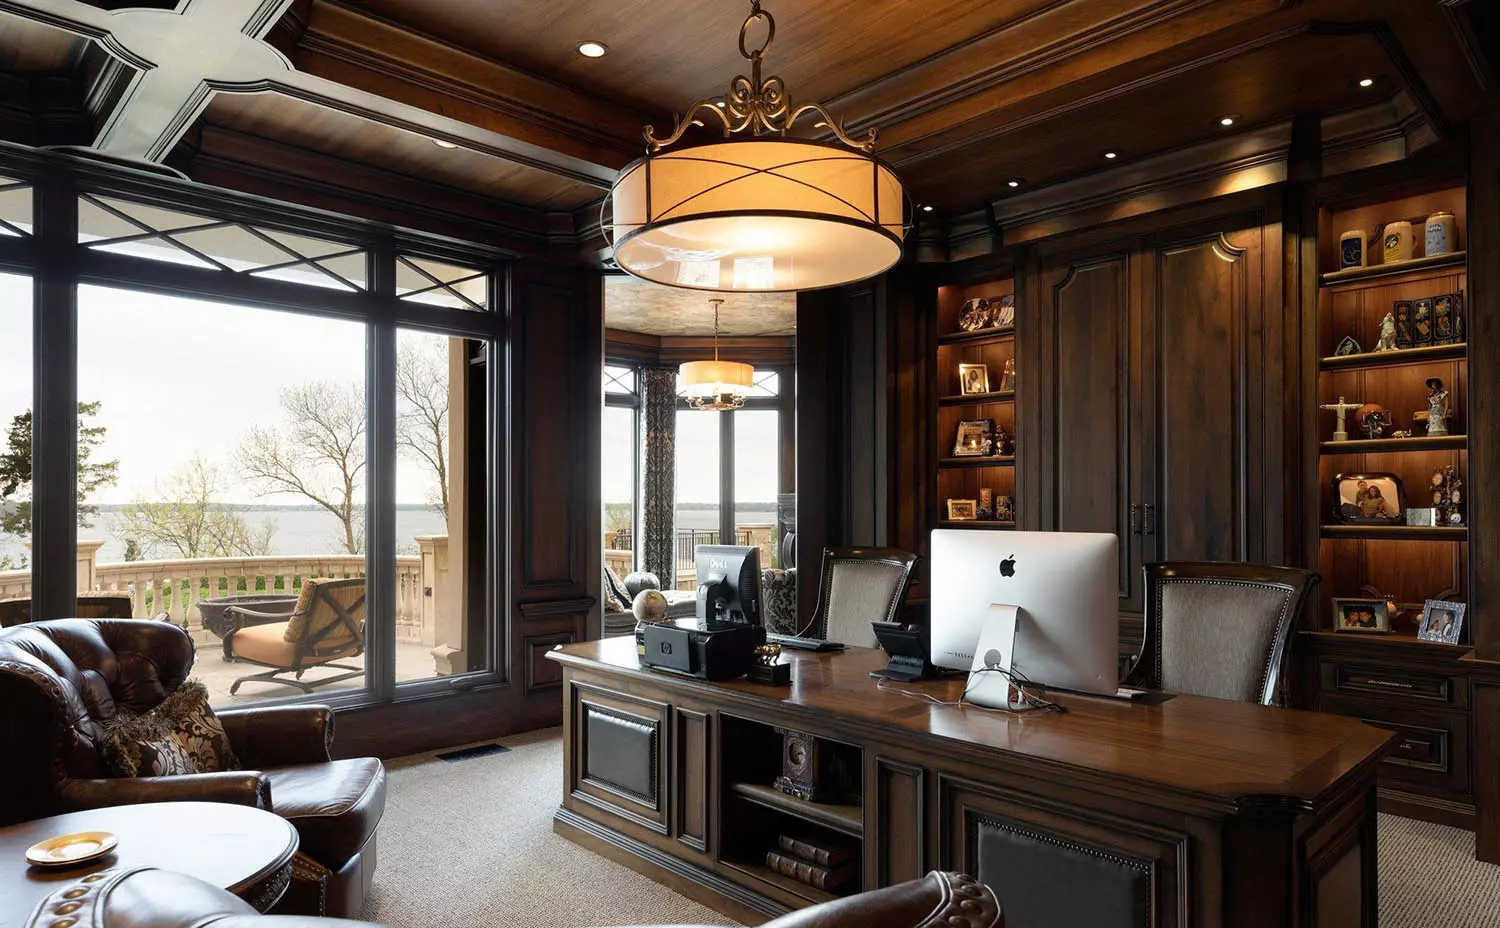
[281,577,323,643]
[100,680,239,778]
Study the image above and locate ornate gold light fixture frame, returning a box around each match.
[608,0,906,293]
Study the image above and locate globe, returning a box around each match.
[632,589,669,623]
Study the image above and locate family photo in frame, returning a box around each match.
[1417,600,1465,644]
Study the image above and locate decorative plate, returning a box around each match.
[26,832,118,869]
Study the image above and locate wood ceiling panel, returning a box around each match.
[0,12,83,71]
[204,91,604,211]
[349,0,1061,115]
[902,29,1398,211]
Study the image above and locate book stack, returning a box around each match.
[764,834,857,893]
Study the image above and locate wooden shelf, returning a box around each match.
[1298,629,1471,652]
[1319,435,1467,454]
[1321,524,1467,541]
[938,390,1015,406]
[720,860,840,906]
[1318,251,1466,288]
[1319,343,1466,371]
[939,326,1014,345]
[936,520,1016,530]
[727,782,863,838]
[939,456,1016,469]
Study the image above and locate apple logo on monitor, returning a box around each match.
[999,555,1016,578]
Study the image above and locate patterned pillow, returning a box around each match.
[602,565,633,612]
[100,681,239,778]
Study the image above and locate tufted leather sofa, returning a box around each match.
[25,867,1003,928]
[0,619,385,917]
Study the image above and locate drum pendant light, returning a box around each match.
[680,299,755,410]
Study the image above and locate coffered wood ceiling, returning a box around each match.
[0,0,1493,257]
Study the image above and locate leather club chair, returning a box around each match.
[25,867,1003,928]
[0,619,385,917]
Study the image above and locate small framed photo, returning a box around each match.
[1417,600,1465,644]
[958,363,990,395]
[953,419,994,457]
[946,499,978,521]
[1332,472,1406,524]
[1332,598,1390,633]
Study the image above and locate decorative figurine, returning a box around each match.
[1373,312,1398,352]
[993,425,1015,457]
[1382,220,1414,264]
[994,496,1015,523]
[1334,335,1362,356]
[1394,300,1414,349]
[1000,357,1017,391]
[1425,211,1457,257]
[1425,378,1450,436]
[1339,230,1367,270]
[978,487,994,521]
[1431,465,1464,526]
[1412,298,1434,345]
[1357,403,1391,439]
[1321,396,1363,442]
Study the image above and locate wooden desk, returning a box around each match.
[549,638,1394,928]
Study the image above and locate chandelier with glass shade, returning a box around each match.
[608,0,905,293]
[681,299,755,411]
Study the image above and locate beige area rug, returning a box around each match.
[1379,813,1500,928]
[360,728,733,928]
[361,730,1499,928]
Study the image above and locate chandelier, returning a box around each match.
[680,299,755,410]
[609,0,905,293]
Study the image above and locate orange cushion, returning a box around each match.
[233,621,350,666]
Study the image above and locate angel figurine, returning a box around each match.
[1425,377,1450,436]
[1373,311,1398,352]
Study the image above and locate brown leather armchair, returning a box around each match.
[0,619,385,917]
[26,867,1002,928]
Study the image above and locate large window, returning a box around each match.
[603,364,639,576]
[3,162,504,710]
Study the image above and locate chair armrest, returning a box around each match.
[761,872,1000,928]
[226,605,297,621]
[217,704,334,766]
[61,770,272,811]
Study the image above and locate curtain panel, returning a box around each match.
[640,367,677,586]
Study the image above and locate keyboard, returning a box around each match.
[766,633,845,652]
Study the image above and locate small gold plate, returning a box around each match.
[26,832,118,868]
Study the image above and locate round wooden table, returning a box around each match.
[0,802,298,928]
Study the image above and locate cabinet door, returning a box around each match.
[1041,254,1141,610]
[1138,227,1271,566]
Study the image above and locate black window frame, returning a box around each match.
[0,142,512,711]
[602,361,641,570]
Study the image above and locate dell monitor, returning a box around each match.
[928,530,1119,696]
[695,544,762,627]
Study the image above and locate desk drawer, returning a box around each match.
[1319,661,1467,708]
[1319,695,1469,795]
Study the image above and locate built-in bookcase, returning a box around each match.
[1311,182,1469,641]
[933,278,1018,531]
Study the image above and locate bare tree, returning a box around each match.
[396,337,450,525]
[114,455,276,559]
[237,381,366,555]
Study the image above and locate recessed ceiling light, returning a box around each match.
[1358,77,1375,88]
[576,41,608,58]
[432,139,458,150]
[1104,151,1118,159]
[1007,179,1021,188]
[922,204,934,212]
[1219,115,1238,127]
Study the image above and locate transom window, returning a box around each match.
[0,175,31,237]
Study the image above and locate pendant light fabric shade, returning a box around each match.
[612,139,904,292]
[680,359,756,398]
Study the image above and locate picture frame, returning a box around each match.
[1332,598,1390,633]
[953,419,994,457]
[1331,472,1406,525]
[958,363,991,395]
[946,499,978,521]
[1417,600,1466,644]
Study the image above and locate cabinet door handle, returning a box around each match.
[1142,504,1156,537]
[1363,679,1414,690]
[1129,504,1141,535]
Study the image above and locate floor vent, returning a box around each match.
[435,743,511,762]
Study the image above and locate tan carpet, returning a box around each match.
[362,730,1500,928]
[360,728,733,928]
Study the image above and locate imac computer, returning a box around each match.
[929,530,1118,696]
[695,544,763,627]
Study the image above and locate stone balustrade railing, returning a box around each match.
[0,540,433,646]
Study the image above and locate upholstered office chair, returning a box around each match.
[807,547,919,648]
[1123,561,1319,706]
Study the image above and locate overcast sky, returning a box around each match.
[1,273,779,512]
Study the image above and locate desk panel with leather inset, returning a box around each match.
[548,638,1392,928]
